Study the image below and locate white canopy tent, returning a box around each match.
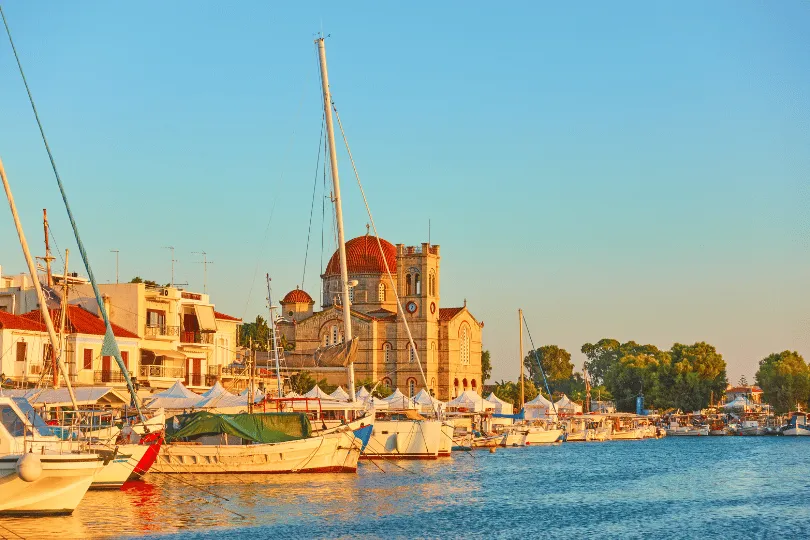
[554,394,583,414]
[412,388,444,414]
[722,395,751,411]
[284,391,301,398]
[144,381,201,410]
[446,390,497,412]
[330,386,350,402]
[196,382,249,410]
[302,385,336,400]
[524,393,555,420]
[382,389,417,410]
[356,387,370,400]
[485,392,514,415]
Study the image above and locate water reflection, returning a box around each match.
[2,439,810,539]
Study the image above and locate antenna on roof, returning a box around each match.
[162,246,176,287]
[193,251,214,293]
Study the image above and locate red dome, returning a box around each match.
[324,235,397,276]
[282,288,314,304]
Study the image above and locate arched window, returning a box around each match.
[408,343,416,364]
[430,377,437,396]
[429,271,436,296]
[348,285,354,303]
[331,325,338,345]
[378,282,386,302]
[383,342,392,363]
[459,324,470,366]
[463,378,468,390]
[407,378,416,398]
[453,378,459,398]
[339,331,344,344]
[405,274,412,296]
[471,379,477,391]
[382,377,392,389]
[414,273,421,295]
[322,333,329,347]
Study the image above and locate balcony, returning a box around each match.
[139,364,185,380]
[144,325,179,339]
[94,370,129,384]
[181,331,214,345]
[185,372,203,387]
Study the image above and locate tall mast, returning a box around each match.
[316,37,356,402]
[1,157,78,409]
[519,308,524,410]
[42,209,53,286]
[55,248,70,388]
[266,274,282,398]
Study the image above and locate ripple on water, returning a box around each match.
[1,437,809,539]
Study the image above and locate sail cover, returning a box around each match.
[167,411,312,443]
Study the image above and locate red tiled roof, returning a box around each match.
[214,311,242,321]
[439,307,464,322]
[21,305,140,339]
[281,288,314,304]
[323,235,397,277]
[0,310,47,332]
[726,386,763,394]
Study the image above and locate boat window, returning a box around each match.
[12,398,53,437]
[0,405,25,437]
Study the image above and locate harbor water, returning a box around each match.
[2,437,809,539]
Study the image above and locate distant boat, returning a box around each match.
[782,412,810,436]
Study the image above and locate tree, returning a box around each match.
[524,345,573,388]
[288,371,317,395]
[581,339,621,386]
[603,352,664,412]
[664,342,728,411]
[755,351,810,414]
[738,375,748,387]
[356,378,394,399]
[130,276,160,288]
[493,379,539,408]
[239,315,271,351]
[481,350,492,383]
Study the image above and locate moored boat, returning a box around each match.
[782,412,810,436]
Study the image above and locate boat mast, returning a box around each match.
[0,157,78,409]
[266,274,282,398]
[519,308,524,410]
[316,36,356,402]
[42,209,54,286]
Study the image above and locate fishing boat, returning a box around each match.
[154,410,368,473]
[0,396,104,514]
[499,422,564,446]
[666,417,708,436]
[609,415,645,440]
[362,410,442,459]
[782,412,810,436]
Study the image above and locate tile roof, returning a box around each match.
[21,305,140,339]
[214,311,242,321]
[281,288,314,304]
[439,307,465,322]
[0,310,47,332]
[323,235,397,277]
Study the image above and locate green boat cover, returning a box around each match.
[167,411,312,443]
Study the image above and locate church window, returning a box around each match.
[414,274,421,295]
[382,377,392,389]
[406,274,412,296]
[471,379,477,391]
[463,378,468,390]
[430,377,436,396]
[459,324,470,366]
[429,272,436,296]
[339,331,344,344]
[407,378,416,398]
[378,282,386,302]
[331,325,338,345]
[323,333,329,347]
[348,285,354,303]
[408,343,416,364]
[383,342,392,363]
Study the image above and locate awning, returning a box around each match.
[142,348,186,360]
[194,304,218,332]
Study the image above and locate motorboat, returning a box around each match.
[782,412,810,436]
[0,396,104,515]
[362,410,442,459]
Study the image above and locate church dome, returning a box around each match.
[323,235,397,277]
[282,287,314,304]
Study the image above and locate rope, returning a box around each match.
[521,314,559,417]
[330,104,437,419]
[301,115,326,288]
[1,6,145,424]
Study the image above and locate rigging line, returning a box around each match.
[302,113,326,288]
[330,104,437,419]
[1,5,145,422]
[521,314,559,417]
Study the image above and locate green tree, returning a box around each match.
[493,378,539,409]
[356,378,394,399]
[288,371,317,395]
[239,315,270,351]
[524,345,573,388]
[664,342,728,411]
[481,350,492,383]
[581,338,621,386]
[755,351,810,414]
[604,352,665,412]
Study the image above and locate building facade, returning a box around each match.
[278,234,483,401]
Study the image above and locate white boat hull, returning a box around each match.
[439,422,454,456]
[362,420,442,459]
[523,428,563,445]
[783,427,810,436]
[611,428,644,440]
[154,430,360,473]
[88,443,150,488]
[0,454,103,515]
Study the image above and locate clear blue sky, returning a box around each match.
[1,1,808,384]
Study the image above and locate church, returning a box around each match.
[277,234,483,401]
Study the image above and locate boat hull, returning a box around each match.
[362,420,442,459]
[611,429,644,440]
[783,427,810,436]
[0,454,103,515]
[89,443,150,489]
[153,431,360,473]
[439,421,454,457]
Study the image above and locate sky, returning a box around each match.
[0,1,808,384]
